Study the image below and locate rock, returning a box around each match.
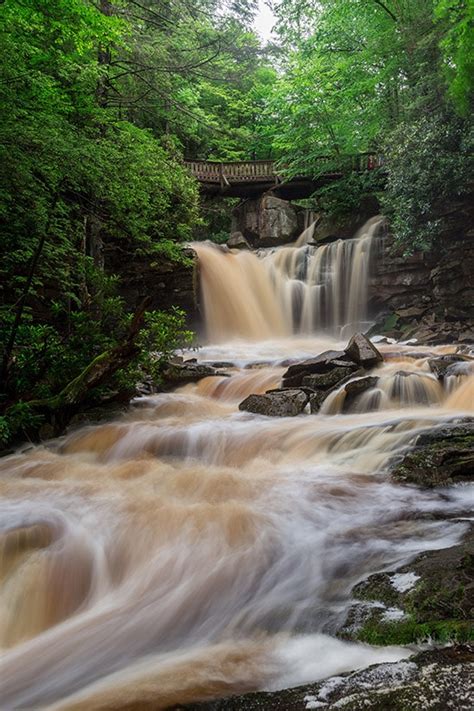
[459,330,474,344]
[239,390,308,417]
[227,232,251,250]
[302,366,356,391]
[231,196,300,247]
[258,195,299,246]
[135,376,155,396]
[342,525,474,646]
[183,645,474,710]
[309,390,329,413]
[367,199,474,347]
[162,362,229,387]
[391,421,474,487]
[344,333,383,368]
[107,244,198,327]
[282,350,353,387]
[428,354,473,379]
[395,306,428,318]
[343,376,379,404]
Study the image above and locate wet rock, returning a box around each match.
[302,366,356,391]
[162,362,229,387]
[182,645,474,710]
[428,354,473,379]
[391,421,474,487]
[239,390,308,417]
[227,232,251,250]
[343,376,379,406]
[135,376,156,396]
[342,525,474,646]
[282,350,356,387]
[344,333,383,368]
[344,375,379,397]
[395,306,428,318]
[309,390,329,413]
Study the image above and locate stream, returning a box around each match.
[0,219,473,709]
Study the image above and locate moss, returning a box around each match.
[357,617,473,645]
[407,580,471,623]
[381,313,399,332]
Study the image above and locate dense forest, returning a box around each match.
[0,0,472,447]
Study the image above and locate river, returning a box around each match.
[0,219,473,709]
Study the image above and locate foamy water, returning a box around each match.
[1,220,473,709]
[0,337,472,709]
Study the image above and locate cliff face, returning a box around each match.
[369,222,474,344]
[105,245,199,327]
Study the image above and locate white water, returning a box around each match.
[0,221,473,709]
[194,216,384,341]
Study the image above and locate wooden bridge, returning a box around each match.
[185,154,384,199]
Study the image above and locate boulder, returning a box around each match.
[227,232,251,250]
[162,362,229,387]
[230,196,300,246]
[391,421,474,486]
[302,366,356,391]
[428,354,473,379]
[282,350,355,387]
[344,333,383,368]
[343,375,379,402]
[258,195,299,246]
[239,389,308,417]
[309,390,329,413]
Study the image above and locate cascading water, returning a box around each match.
[194,216,384,341]
[0,219,473,710]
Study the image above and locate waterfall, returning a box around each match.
[193,216,384,342]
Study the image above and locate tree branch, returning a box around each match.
[370,0,398,22]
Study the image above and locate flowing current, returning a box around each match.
[1,220,473,709]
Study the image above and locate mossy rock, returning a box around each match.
[342,526,474,646]
[391,421,474,487]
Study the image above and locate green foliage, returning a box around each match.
[0,0,216,446]
[313,171,384,218]
[195,199,240,244]
[132,308,194,384]
[382,111,473,251]
[263,0,473,247]
[436,0,474,114]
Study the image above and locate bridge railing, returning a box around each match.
[185,154,384,184]
[186,160,276,184]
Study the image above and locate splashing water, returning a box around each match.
[0,221,473,709]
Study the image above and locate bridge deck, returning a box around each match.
[184,155,383,199]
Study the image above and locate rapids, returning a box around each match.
[1,222,473,710]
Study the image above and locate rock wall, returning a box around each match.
[105,245,199,327]
[369,227,474,344]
